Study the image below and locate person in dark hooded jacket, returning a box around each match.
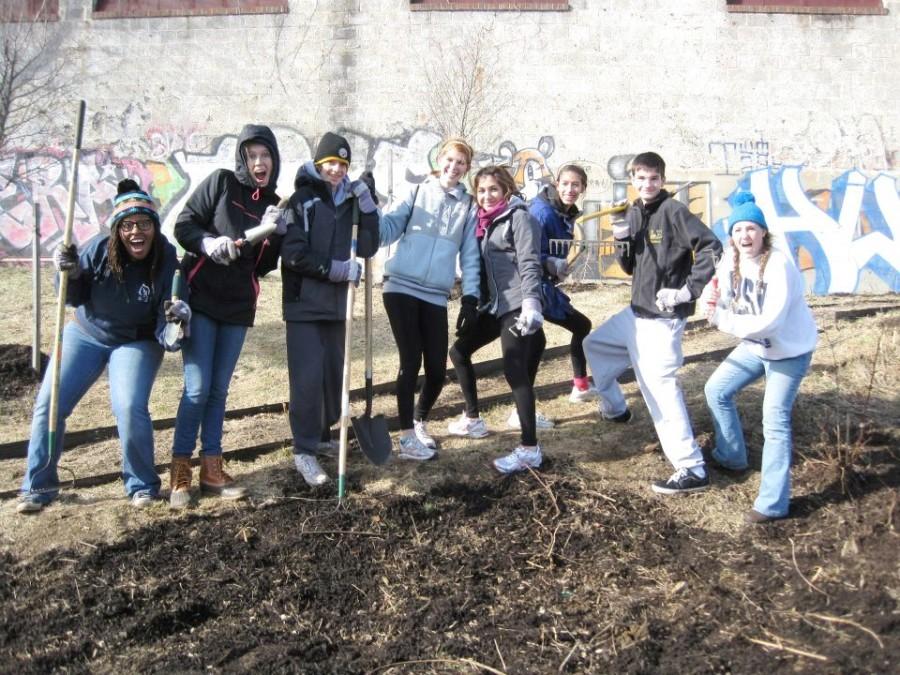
[168,124,284,509]
[280,132,379,486]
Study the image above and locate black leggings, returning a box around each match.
[449,310,546,446]
[383,292,449,429]
[546,308,592,379]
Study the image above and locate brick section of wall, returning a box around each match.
[92,0,288,20]
[410,1,569,10]
[725,0,886,13]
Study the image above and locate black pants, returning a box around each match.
[449,310,546,446]
[546,308,592,379]
[383,292,449,429]
[286,321,343,456]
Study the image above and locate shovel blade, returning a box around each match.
[351,413,392,466]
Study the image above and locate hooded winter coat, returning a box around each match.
[280,162,380,322]
[174,124,282,326]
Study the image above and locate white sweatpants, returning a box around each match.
[583,307,704,471]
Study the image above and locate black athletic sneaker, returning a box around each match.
[651,467,710,495]
[605,409,632,424]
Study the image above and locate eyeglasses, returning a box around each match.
[119,219,154,233]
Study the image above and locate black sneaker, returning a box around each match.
[651,467,710,495]
[605,409,632,424]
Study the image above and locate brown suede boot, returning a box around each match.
[169,457,192,510]
[199,455,247,500]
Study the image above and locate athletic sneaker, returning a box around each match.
[603,408,633,424]
[16,495,45,514]
[294,454,328,486]
[493,445,543,474]
[413,420,437,449]
[397,435,436,461]
[506,409,555,430]
[130,490,158,508]
[569,385,600,403]
[447,413,489,439]
[651,467,710,495]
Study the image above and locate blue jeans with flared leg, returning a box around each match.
[20,321,163,503]
[172,311,247,458]
[704,343,813,518]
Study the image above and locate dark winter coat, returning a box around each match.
[528,185,580,320]
[616,190,722,320]
[174,124,282,326]
[280,162,379,322]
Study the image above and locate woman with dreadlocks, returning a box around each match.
[702,191,817,524]
[17,179,183,514]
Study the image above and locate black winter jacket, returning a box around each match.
[280,162,379,322]
[616,190,722,319]
[174,124,282,326]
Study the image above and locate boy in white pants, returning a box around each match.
[583,152,722,494]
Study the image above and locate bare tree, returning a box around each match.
[0,1,71,153]
[422,24,512,150]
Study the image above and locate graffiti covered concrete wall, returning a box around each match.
[1,128,898,294]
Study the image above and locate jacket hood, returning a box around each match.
[294,161,351,202]
[234,124,281,192]
[637,188,670,213]
[538,184,580,219]
[495,195,528,221]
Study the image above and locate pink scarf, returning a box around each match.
[476,200,508,240]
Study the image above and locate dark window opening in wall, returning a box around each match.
[92,1,289,20]
[0,1,59,22]
[725,1,886,14]
[410,1,570,10]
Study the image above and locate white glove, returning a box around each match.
[611,219,630,240]
[655,285,692,313]
[328,259,362,284]
[350,180,378,214]
[544,257,569,280]
[515,298,544,336]
[202,235,238,265]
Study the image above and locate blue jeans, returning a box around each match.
[704,344,813,518]
[21,321,163,503]
[172,311,247,458]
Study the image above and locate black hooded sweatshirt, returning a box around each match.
[174,124,282,326]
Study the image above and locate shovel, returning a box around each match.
[351,256,392,466]
[162,269,185,350]
[337,203,361,501]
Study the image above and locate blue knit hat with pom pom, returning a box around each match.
[728,191,767,234]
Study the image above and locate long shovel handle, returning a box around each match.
[47,100,86,454]
[337,202,360,502]
[364,257,374,418]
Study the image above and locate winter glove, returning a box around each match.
[544,256,569,280]
[455,295,479,338]
[655,285,692,313]
[201,235,239,265]
[164,299,192,324]
[611,219,630,240]
[360,171,379,206]
[53,243,81,278]
[328,259,362,285]
[351,179,378,214]
[514,298,544,337]
[262,204,287,236]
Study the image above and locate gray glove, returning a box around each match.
[514,298,544,336]
[201,235,239,265]
[351,180,378,214]
[328,259,362,284]
[53,243,81,278]
[611,219,630,240]
[263,204,287,236]
[655,286,692,312]
[164,299,192,324]
[544,256,569,280]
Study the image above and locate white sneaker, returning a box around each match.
[294,454,328,486]
[507,409,555,430]
[569,385,599,403]
[16,495,45,514]
[397,435,436,461]
[447,413,489,438]
[413,420,437,449]
[130,490,158,508]
[493,445,543,474]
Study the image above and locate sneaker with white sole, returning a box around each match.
[131,490,158,508]
[507,409,555,430]
[493,445,543,474]
[603,408,633,424]
[447,413,489,438]
[413,420,437,449]
[16,495,46,514]
[569,385,600,403]
[294,454,328,486]
[397,435,436,461]
[651,467,710,495]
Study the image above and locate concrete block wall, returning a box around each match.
[1,0,898,293]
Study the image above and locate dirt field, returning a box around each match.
[0,264,898,673]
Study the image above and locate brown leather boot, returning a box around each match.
[199,455,247,500]
[169,457,192,510]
